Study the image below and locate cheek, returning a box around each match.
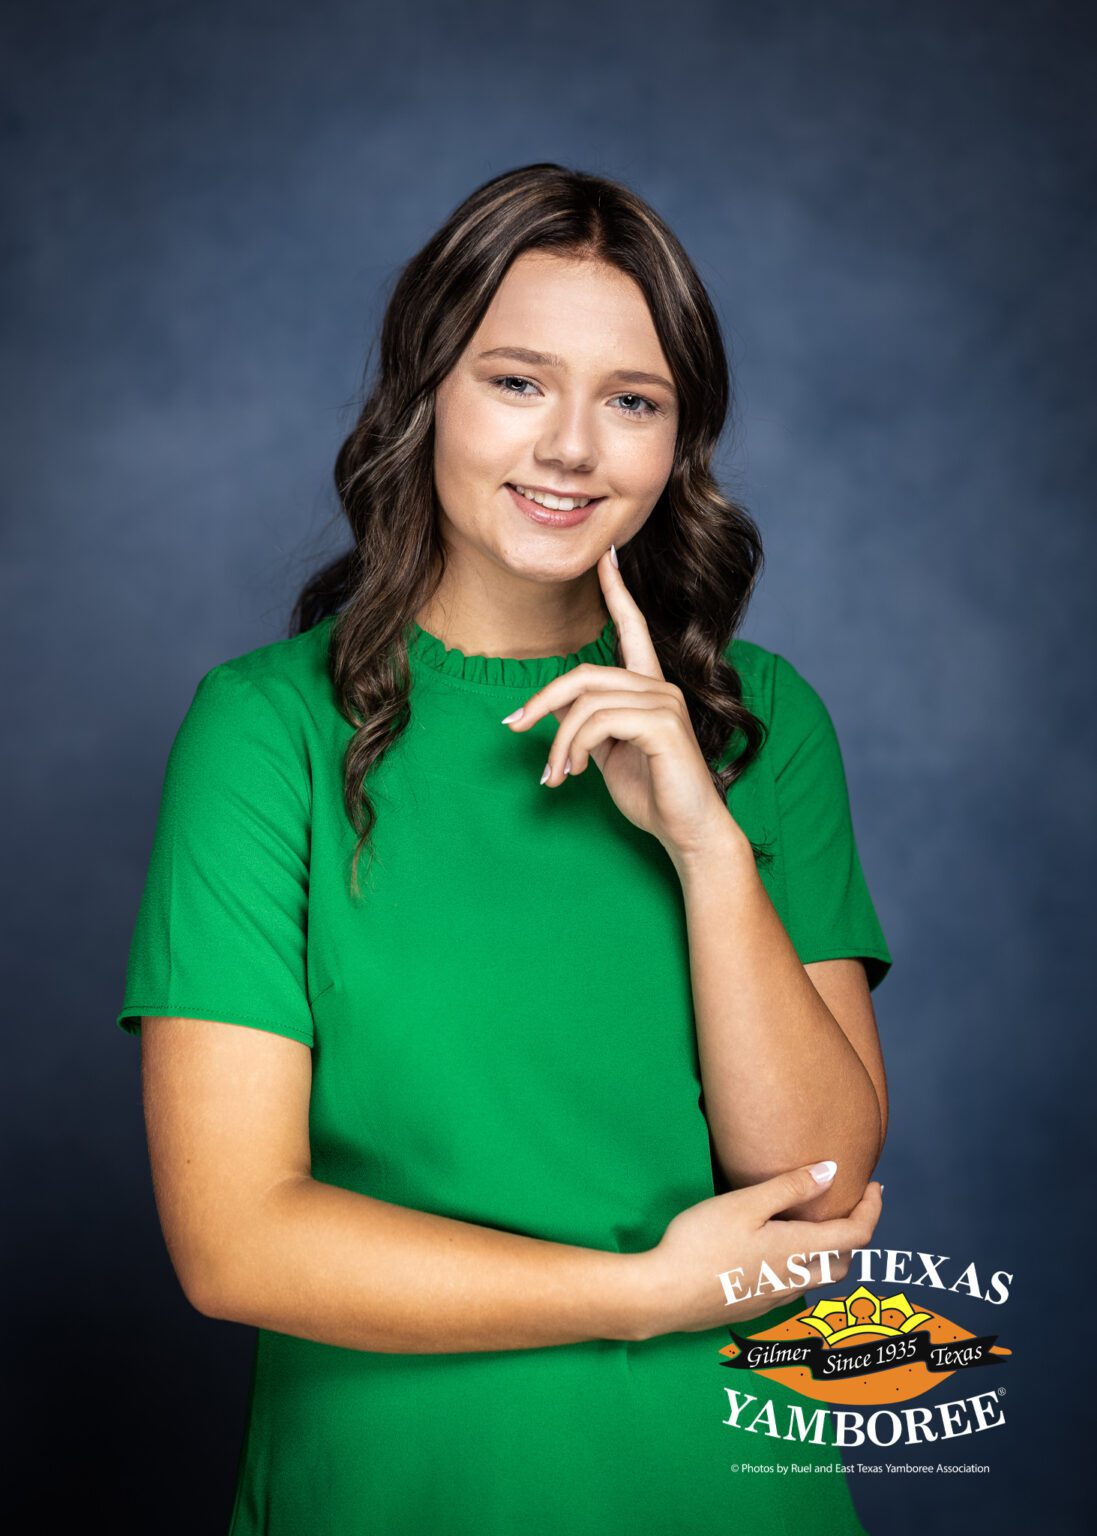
[612,428,675,497]
[437,391,527,483]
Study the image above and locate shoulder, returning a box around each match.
[724,635,835,769]
[172,617,338,782]
[186,616,339,736]
[213,615,337,712]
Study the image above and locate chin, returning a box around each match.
[494,537,603,580]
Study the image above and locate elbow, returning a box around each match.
[789,1128,883,1224]
[168,1223,251,1322]
[177,1255,233,1321]
[179,1238,268,1324]
[174,1175,305,1324]
[809,1136,884,1222]
[794,1172,873,1223]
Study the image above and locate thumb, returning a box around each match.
[751,1160,838,1221]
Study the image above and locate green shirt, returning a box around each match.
[117,613,891,1535]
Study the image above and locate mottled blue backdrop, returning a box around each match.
[3,1,1091,1531]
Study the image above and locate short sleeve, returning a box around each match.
[769,653,893,992]
[115,663,316,1046]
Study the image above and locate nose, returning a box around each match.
[534,397,599,474]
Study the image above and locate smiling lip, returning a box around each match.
[506,484,604,528]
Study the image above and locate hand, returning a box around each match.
[501,546,736,861]
[631,1164,884,1340]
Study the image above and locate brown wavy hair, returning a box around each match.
[290,162,771,896]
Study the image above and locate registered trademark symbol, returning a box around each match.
[997,1387,1006,1397]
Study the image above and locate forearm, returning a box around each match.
[670,822,882,1220]
[200,1175,651,1353]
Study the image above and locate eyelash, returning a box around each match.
[488,375,662,420]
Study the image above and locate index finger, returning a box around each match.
[792,1179,884,1253]
[599,546,665,680]
[770,1182,884,1260]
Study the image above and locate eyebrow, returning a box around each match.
[477,346,676,395]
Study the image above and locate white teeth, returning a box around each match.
[513,484,593,512]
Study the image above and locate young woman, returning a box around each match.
[118,163,890,1534]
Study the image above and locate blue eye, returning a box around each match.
[612,393,659,419]
[492,376,538,398]
[489,377,661,419]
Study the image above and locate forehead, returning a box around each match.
[472,251,668,369]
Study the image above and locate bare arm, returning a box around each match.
[140,1015,649,1353]
[669,822,888,1223]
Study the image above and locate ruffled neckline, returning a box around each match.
[407,616,618,690]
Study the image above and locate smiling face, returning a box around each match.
[426,250,679,641]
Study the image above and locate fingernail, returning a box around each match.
[609,543,619,569]
[540,762,551,785]
[879,1183,885,1198]
[564,757,572,776]
[501,707,524,724]
[809,1160,837,1184]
